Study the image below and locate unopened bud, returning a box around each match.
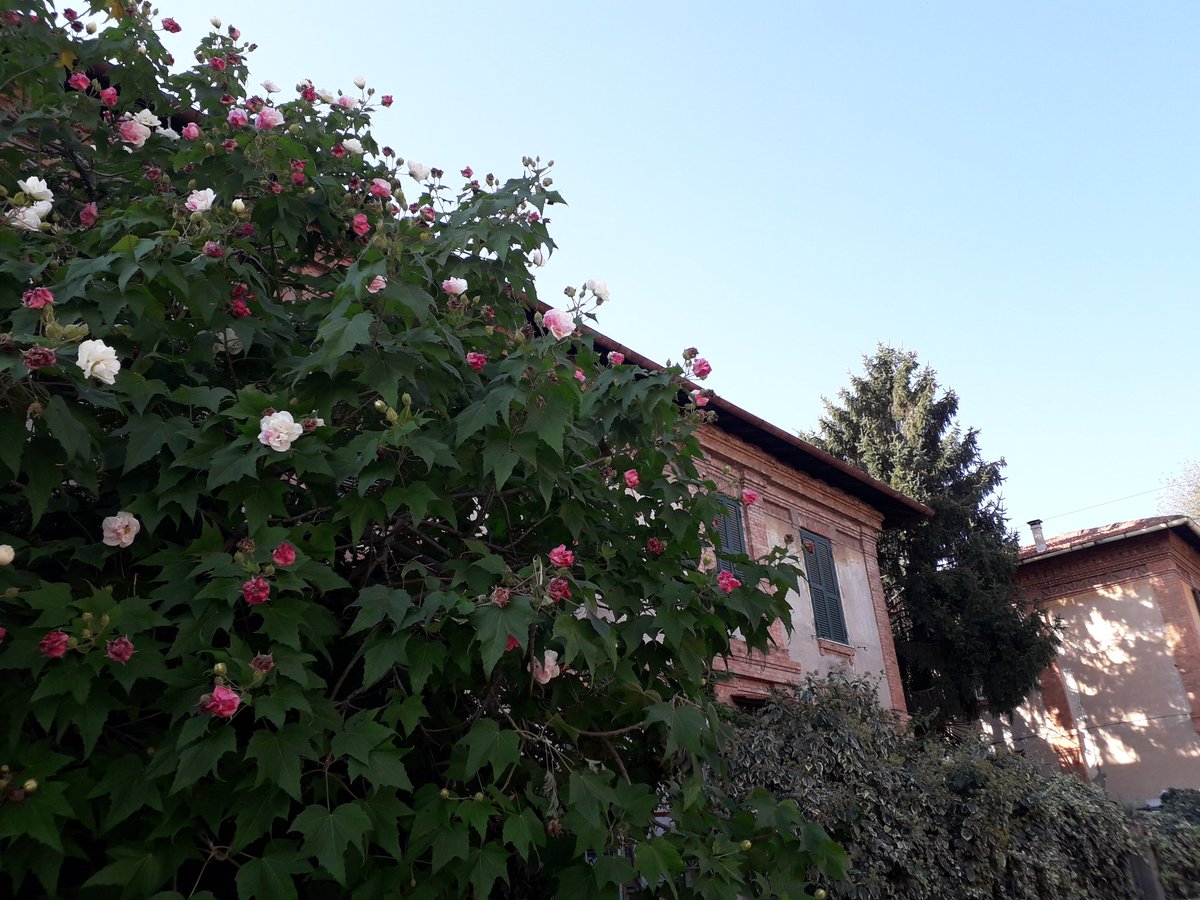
[474,792,484,802]
[213,662,227,676]
[189,211,203,223]
[373,399,387,411]
[210,16,221,27]
[231,198,246,214]
[288,124,301,135]
[401,393,412,408]
[86,21,96,33]
[739,840,752,851]
[439,788,450,800]
[23,779,37,793]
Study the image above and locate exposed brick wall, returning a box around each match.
[697,424,907,714]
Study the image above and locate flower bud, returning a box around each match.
[86,21,96,33]
[564,286,576,298]
[211,16,221,27]
[401,393,412,407]
[231,198,246,214]
[204,142,215,153]
[288,124,301,134]
[190,211,203,223]
[0,545,13,566]
[473,792,484,802]
[354,75,366,89]
[213,662,227,676]
[739,840,752,851]
[373,399,387,411]
[0,765,7,773]
[23,779,37,793]
[439,788,450,800]
[814,891,827,900]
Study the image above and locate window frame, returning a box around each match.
[801,529,849,645]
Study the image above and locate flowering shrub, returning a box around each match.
[0,3,843,897]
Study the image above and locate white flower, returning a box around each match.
[17,177,53,202]
[529,249,545,267]
[231,198,246,214]
[316,88,335,104]
[407,161,431,181]
[259,411,304,453]
[186,188,216,212]
[7,206,44,231]
[531,650,561,684]
[0,545,13,566]
[213,328,242,355]
[210,16,221,28]
[101,511,140,548]
[133,108,161,128]
[76,339,121,385]
[585,278,610,302]
[353,75,366,89]
[156,126,180,141]
[342,138,364,156]
[542,308,574,340]
[261,80,281,93]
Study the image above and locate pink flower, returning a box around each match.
[548,545,575,568]
[101,511,141,548]
[466,351,487,372]
[742,489,760,506]
[301,86,317,102]
[442,277,467,296]
[573,368,586,384]
[0,627,6,643]
[226,108,248,128]
[68,72,90,91]
[202,685,240,718]
[693,358,712,380]
[647,537,665,556]
[337,95,355,108]
[381,95,393,107]
[691,390,709,408]
[254,107,284,130]
[366,275,387,294]
[250,653,275,673]
[351,213,370,237]
[99,86,118,107]
[203,241,223,259]
[491,587,511,607]
[210,56,227,72]
[331,143,346,158]
[118,118,151,148]
[547,578,572,603]
[161,16,181,32]
[541,308,572,340]
[461,166,473,178]
[505,635,521,652]
[105,636,135,663]
[624,469,640,489]
[22,347,56,371]
[272,543,296,566]
[609,352,625,366]
[221,138,237,151]
[242,576,270,605]
[230,299,251,318]
[531,650,561,685]
[22,287,54,309]
[369,178,391,198]
[182,122,200,140]
[80,202,98,228]
[717,571,741,593]
[39,630,70,659]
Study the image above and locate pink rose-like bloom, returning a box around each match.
[99,86,118,107]
[331,142,346,159]
[250,653,275,673]
[351,213,370,237]
[717,570,741,593]
[39,630,70,659]
[80,202,98,228]
[531,650,561,685]
[442,277,467,296]
[461,166,473,178]
[369,178,391,199]
[203,241,223,259]
[337,95,355,108]
[226,108,248,128]
[647,537,665,556]
[118,118,151,148]
[692,390,709,408]
[230,299,251,318]
[301,86,317,102]
[242,576,271,606]
[210,56,226,72]
[381,94,393,107]
[491,587,511,607]
[272,543,296,566]
[542,308,573,340]
[182,122,200,140]
[202,685,240,718]
[22,287,54,309]
[466,351,487,372]
[23,347,57,371]
[609,352,625,366]
[573,368,586,384]
[547,578,572,604]
[68,72,90,91]
[162,16,181,32]
[221,138,237,152]
[624,469,640,489]
[105,636,135,663]
[505,635,521,652]
[366,275,387,294]
[548,545,575,568]
[693,358,712,380]
[102,511,141,548]
[254,107,284,130]
[742,489,760,506]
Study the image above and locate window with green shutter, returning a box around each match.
[801,530,848,644]
[715,495,746,579]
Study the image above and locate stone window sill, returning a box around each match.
[817,638,855,660]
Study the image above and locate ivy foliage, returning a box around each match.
[724,675,1140,900]
[1137,790,1200,900]
[0,3,844,897]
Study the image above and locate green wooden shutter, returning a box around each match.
[802,530,848,644]
[716,496,745,579]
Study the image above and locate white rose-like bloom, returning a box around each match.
[342,138,364,156]
[133,108,161,128]
[17,176,53,202]
[542,308,574,340]
[101,511,141,548]
[407,161,431,181]
[353,75,366,89]
[156,126,180,141]
[585,278,610,302]
[316,88,335,104]
[259,411,304,452]
[261,80,281,93]
[529,249,545,267]
[0,544,13,566]
[213,328,242,355]
[8,206,44,231]
[186,188,216,212]
[531,650,561,684]
[76,339,121,384]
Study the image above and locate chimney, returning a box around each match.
[1028,519,1047,553]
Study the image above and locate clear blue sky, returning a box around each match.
[161,1,1199,542]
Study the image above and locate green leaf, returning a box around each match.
[246,725,314,801]
[460,719,520,781]
[644,702,708,756]
[468,844,510,898]
[171,725,237,794]
[291,803,372,886]
[42,395,91,461]
[233,786,293,851]
[348,586,413,634]
[472,597,539,676]
[430,822,469,874]
[635,837,685,888]
[502,808,545,861]
[236,841,310,900]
